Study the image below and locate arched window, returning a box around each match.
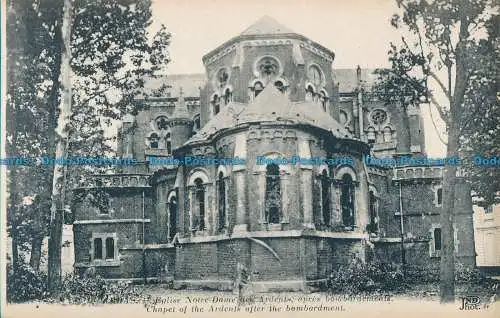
[305,85,315,102]
[223,88,232,105]
[194,178,206,230]
[254,82,264,98]
[211,94,220,115]
[383,127,392,142]
[169,196,177,240]
[217,172,226,231]
[166,132,172,154]
[367,127,376,144]
[341,174,355,228]
[309,65,323,87]
[320,90,328,111]
[105,237,114,259]
[93,238,102,260]
[368,191,379,233]
[265,164,281,224]
[274,80,285,93]
[339,110,348,125]
[434,228,442,251]
[149,133,159,149]
[321,169,331,225]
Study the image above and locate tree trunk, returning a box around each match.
[47,0,72,294]
[439,17,470,303]
[11,227,20,271]
[29,233,44,270]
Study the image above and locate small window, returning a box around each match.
[211,95,220,115]
[166,132,172,154]
[93,238,102,260]
[254,82,264,98]
[224,88,232,105]
[434,228,442,251]
[437,188,443,206]
[383,127,392,142]
[367,127,376,144]
[105,237,115,259]
[305,85,315,102]
[320,91,328,112]
[485,205,493,214]
[149,133,159,149]
[274,81,285,93]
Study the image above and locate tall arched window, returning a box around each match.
[169,196,177,240]
[254,82,264,98]
[341,174,355,228]
[211,94,220,116]
[149,133,159,149]
[434,228,442,251]
[217,172,226,231]
[368,191,379,233]
[265,164,281,224]
[321,169,331,225]
[194,178,206,230]
[105,237,114,259]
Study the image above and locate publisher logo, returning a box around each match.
[459,296,483,310]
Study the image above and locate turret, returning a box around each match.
[168,88,193,151]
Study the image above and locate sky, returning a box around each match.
[149,0,447,156]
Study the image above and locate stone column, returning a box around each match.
[298,138,314,228]
[301,169,314,229]
[233,171,248,233]
[233,133,248,233]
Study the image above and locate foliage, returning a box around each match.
[53,274,148,304]
[327,259,494,294]
[7,263,48,302]
[328,259,408,294]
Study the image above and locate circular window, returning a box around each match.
[254,56,281,80]
[215,67,230,88]
[155,116,169,130]
[370,109,388,125]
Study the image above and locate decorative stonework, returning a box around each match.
[392,166,443,181]
[75,174,151,189]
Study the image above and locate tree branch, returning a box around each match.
[428,103,448,146]
[428,71,452,101]
[428,92,449,124]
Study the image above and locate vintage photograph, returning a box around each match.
[2,0,499,317]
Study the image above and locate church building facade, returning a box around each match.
[72,16,476,291]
